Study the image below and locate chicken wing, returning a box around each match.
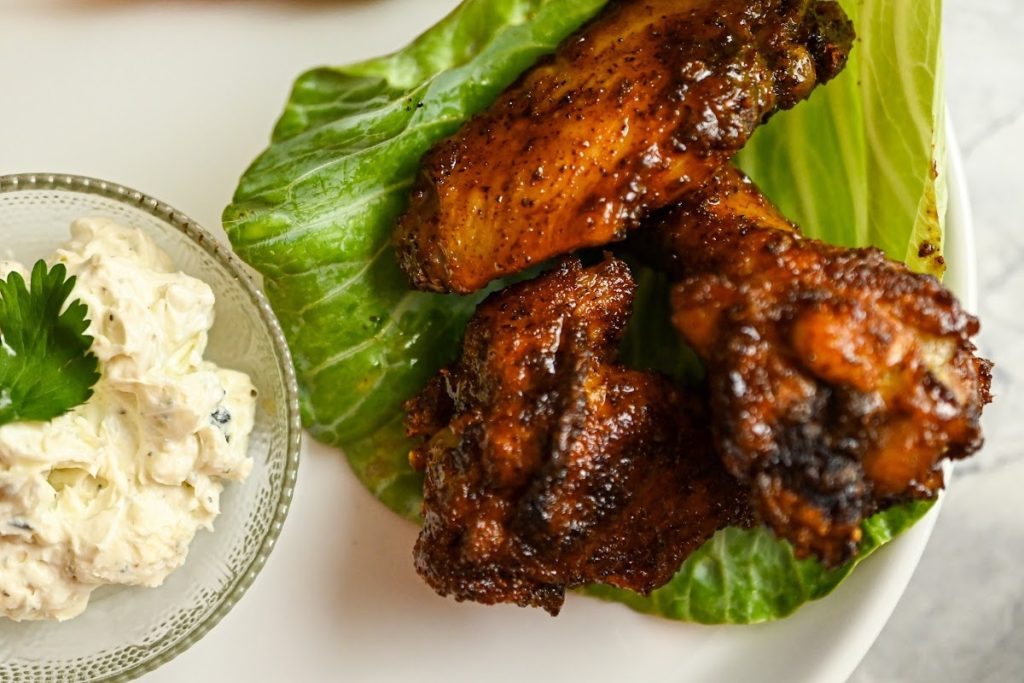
[639,167,993,565]
[405,257,750,614]
[395,0,854,294]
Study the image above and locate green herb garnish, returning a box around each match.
[0,261,101,427]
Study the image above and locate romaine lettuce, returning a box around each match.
[225,0,946,623]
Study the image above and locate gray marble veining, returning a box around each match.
[851,0,1024,680]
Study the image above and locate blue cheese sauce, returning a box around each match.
[0,218,256,621]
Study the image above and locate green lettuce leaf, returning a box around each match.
[736,0,947,276]
[226,0,946,623]
[617,264,704,387]
[582,500,935,623]
[225,0,610,509]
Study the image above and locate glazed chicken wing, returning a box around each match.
[395,0,854,293]
[405,257,750,614]
[639,168,993,564]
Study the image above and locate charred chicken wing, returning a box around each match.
[640,168,993,565]
[405,257,750,613]
[395,0,854,293]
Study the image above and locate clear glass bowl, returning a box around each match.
[0,173,302,682]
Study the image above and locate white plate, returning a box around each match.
[0,2,974,681]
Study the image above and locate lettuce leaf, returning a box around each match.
[736,0,947,277]
[225,0,610,511]
[225,0,946,623]
[582,500,934,623]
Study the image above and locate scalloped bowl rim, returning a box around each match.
[0,172,303,683]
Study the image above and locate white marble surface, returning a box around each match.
[0,0,1019,681]
[851,0,1024,680]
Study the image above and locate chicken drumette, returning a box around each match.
[405,257,750,613]
[396,0,991,612]
[395,0,854,294]
[638,167,993,564]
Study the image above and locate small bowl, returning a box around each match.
[0,173,302,682]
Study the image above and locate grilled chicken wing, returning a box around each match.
[639,168,993,565]
[395,0,854,294]
[405,257,750,614]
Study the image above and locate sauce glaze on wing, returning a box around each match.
[394,0,854,294]
[405,257,751,614]
[638,168,993,565]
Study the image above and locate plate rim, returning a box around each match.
[803,115,976,683]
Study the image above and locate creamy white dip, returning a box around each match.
[0,218,256,621]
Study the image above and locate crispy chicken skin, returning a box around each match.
[639,168,993,565]
[395,0,854,294]
[405,257,751,614]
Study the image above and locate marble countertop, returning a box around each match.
[852,0,1024,680]
[0,0,1019,680]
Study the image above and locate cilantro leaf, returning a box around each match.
[0,260,101,426]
